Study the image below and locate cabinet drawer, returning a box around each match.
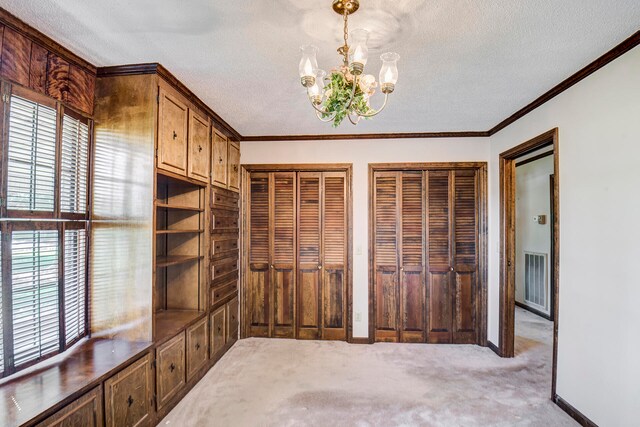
[158,88,188,176]
[186,317,209,381]
[156,333,186,410]
[211,238,238,256]
[104,354,152,427]
[211,213,239,231]
[210,306,226,357]
[187,109,210,183]
[226,297,239,340]
[227,141,240,192]
[211,281,237,306]
[211,257,238,280]
[211,187,238,209]
[211,131,228,188]
[38,386,103,427]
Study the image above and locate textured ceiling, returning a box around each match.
[2,0,639,136]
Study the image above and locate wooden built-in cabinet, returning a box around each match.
[156,334,186,410]
[186,317,209,381]
[38,387,104,427]
[104,354,153,427]
[211,130,240,192]
[371,165,486,344]
[187,110,211,183]
[245,168,349,341]
[157,87,189,176]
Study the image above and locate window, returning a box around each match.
[0,87,91,377]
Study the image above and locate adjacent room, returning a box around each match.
[0,1,638,426]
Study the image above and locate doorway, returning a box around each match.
[499,128,559,398]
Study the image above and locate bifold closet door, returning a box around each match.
[247,172,296,338]
[297,171,348,340]
[373,172,425,342]
[426,170,478,344]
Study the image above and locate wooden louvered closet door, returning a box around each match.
[297,172,322,339]
[373,172,400,341]
[248,173,270,337]
[272,173,296,338]
[321,172,347,340]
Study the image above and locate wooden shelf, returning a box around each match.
[155,202,203,212]
[155,229,204,235]
[156,255,204,268]
[155,309,205,344]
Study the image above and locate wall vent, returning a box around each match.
[524,252,547,309]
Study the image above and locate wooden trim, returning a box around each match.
[367,162,488,345]
[487,340,500,356]
[349,337,371,344]
[241,131,489,142]
[490,30,640,135]
[96,63,241,141]
[0,8,96,74]
[499,128,560,401]
[242,163,352,172]
[554,395,598,427]
[515,150,553,167]
[515,300,552,321]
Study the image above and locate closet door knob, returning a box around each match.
[318,265,322,270]
[450,267,454,272]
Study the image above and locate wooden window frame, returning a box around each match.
[367,162,488,345]
[0,81,93,378]
[240,164,354,342]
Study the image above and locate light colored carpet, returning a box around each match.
[161,307,575,426]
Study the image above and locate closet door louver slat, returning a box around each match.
[272,173,295,337]
[248,174,270,336]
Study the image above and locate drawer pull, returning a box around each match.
[127,395,134,407]
[172,130,177,140]
[198,145,202,152]
[219,157,223,163]
[195,343,201,350]
[170,363,176,372]
[217,326,222,333]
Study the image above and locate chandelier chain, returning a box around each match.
[342,6,349,65]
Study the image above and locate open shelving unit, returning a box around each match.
[154,171,207,343]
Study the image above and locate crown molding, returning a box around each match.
[241,131,489,142]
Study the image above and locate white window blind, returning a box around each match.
[11,230,59,367]
[64,229,86,344]
[61,116,89,214]
[0,232,4,376]
[7,96,57,212]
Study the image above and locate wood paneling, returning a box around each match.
[156,333,186,410]
[46,53,70,102]
[104,353,152,427]
[68,65,95,114]
[37,386,103,427]
[0,26,31,86]
[28,42,48,93]
[157,87,189,175]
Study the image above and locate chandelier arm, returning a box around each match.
[347,113,361,125]
[354,93,389,118]
[315,109,338,122]
[307,96,337,119]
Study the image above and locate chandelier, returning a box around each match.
[298,0,400,127]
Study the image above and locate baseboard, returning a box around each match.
[554,395,598,427]
[515,300,552,321]
[349,337,372,344]
[487,340,501,356]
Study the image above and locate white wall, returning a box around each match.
[515,155,553,313]
[240,138,490,337]
[488,45,640,426]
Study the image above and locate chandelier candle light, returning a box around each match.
[298,0,400,127]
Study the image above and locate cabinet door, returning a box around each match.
[400,172,425,343]
[104,354,152,427]
[211,131,228,187]
[226,296,239,341]
[157,88,188,175]
[227,141,240,192]
[156,333,186,410]
[373,172,400,342]
[38,386,103,427]
[186,317,209,381]
[452,170,478,344]
[297,172,322,340]
[321,172,347,340]
[272,172,296,338]
[427,170,453,344]
[210,305,227,357]
[187,110,210,182]
[247,173,270,337]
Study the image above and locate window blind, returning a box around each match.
[11,230,59,367]
[64,229,86,344]
[7,96,57,212]
[61,116,89,214]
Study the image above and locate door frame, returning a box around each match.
[498,128,559,397]
[240,163,354,342]
[368,162,488,345]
